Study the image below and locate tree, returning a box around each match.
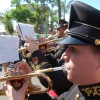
[11,0,26,7]
[1,11,14,34]
[25,0,56,5]
[61,0,74,19]
[29,4,50,33]
[11,5,36,23]
[10,0,58,33]
[24,0,58,33]
[47,4,58,32]
[58,0,61,19]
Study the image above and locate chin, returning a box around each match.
[67,76,83,85]
[67,75,72,81]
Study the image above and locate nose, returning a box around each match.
[61,51,70,62]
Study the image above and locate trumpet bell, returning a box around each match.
[0,72,52,95]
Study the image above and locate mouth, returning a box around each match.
[64,63,70,71]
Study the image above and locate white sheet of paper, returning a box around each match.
[0,35,19,64]
[16,22,37,40]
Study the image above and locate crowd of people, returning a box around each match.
[1,1,100,100]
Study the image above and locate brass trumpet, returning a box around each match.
[18,38,62,52]
[18,38,62,58]
[0,67,62,95]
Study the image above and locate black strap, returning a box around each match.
[18,23,24,40]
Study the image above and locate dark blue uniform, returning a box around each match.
[30,50,73,96]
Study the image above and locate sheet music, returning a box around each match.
[0,35,19,64]
[16,22,37,40]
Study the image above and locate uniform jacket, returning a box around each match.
[58,83,100,100]
[31,49,73,96]
[29,83,100,100]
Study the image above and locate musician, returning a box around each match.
[55,19,68,38]
[28,20,70,96]
[25,20,71,97]
[26,36,73,96]
[4,1,100,100]
[48,19,68,40]
[38,19,68,67]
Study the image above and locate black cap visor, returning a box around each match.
[57,35,93,45]
[56,24,62,29]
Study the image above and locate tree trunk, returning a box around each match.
[58,0,61,19]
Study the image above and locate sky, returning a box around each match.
[0,0,100,31]
[0,0,11,13]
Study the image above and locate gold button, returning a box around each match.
[75,93,79,100]
[95,39,100,45]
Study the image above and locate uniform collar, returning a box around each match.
[78,83,100,98]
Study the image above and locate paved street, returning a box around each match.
[0,65,45,100]
[0,65,7,100]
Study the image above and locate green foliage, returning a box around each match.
[11,0,21,7]
[61,0,74,19]
[11,0,27,7]
[32,0,56,5]
[4,0,74,33]
[11,5,34,23]
[3,12,14,34]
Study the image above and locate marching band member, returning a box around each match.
[25,36,73,96]
[38,19,68,67]
[24,20,71,97]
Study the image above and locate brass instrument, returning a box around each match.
[19,38,62,58]
[0,67,62,95]
[20,44,63,58]
[47,44,63,52]
[18,38,62,52]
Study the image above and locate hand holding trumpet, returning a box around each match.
[14,61,32,74]
[3,81,28,100]
[3,61,38,100]
[3,61,31,100]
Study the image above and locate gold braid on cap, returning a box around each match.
[74,21,100,45]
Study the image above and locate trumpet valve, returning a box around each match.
[10,79,24,90]
[5,68,24,90]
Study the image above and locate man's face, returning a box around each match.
[39,45,47,54]
[62,45,100,85]
[56,27,64,37]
